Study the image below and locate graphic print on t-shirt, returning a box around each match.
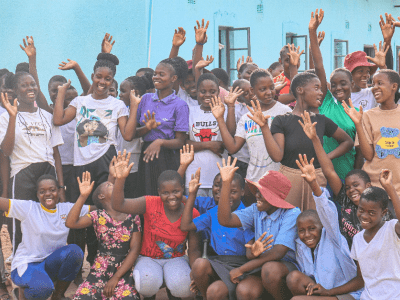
[192,120,219,142]
[376,127,400,158]
[20,121,47,137]
[76,106,111,147]
[155,241,185,258]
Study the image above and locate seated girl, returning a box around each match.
[288,153,362,300]
[111,151,202,299]
[66,170,141,300]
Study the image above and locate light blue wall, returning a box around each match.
[1,0,399,95]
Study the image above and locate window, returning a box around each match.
[286,33,308,72]
[334,39,348,69]
[364,45,375,62]
[219,27,251,85]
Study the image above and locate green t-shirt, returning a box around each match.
[319,91,357,180]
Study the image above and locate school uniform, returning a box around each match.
[194,196,217,215]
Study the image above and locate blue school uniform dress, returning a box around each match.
[234,204,300,267]
[295,188,362,300]
[194,196,217,215]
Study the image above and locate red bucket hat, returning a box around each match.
[344,51,378,74]
[245,171,294,209]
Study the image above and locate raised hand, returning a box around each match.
[58,59,78,71]
[309,8,324,31]
[172,27,186,47]
[245,232,274,257]
[114,150,134,179]
[224,86,244,106]
[1,93,18,118]
[109,156,117,179]
[237,56,253,72]
[101,33,115,53]
[195,55,214,70]
[210,95,225,119]
[143,110,161,130]
[379,169,393,190]
[365,41,389,69]
[342,98,363,125]
[380,13,395,42]
[296,154,317,184]
[20,36,36,58]
[287,43,305,67]
[318,31,325,45]
[180,144,194,167]
[57,79,71,94]
[298,111,317,140]
[217,156,239,183]
[247,100,270,127]
[274,76,287,92]
[188,168,202,194]
[77,171,95,198]
[194,19,209,44]
[130,89,142,107]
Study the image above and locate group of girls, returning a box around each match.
[0,6,399,300]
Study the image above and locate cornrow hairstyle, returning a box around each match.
[297,209,322,226]
[48,75,67,88]
[249,68,273,87]
[157,170,184,188]
[15,62,29,73]
[360,186,389,210]
[345,169,371,184]
[36,174,59,190]
[280,45,290,60]
[197,73,220,90]
[238,62,258,75]
[93,53,119,77]
[290,72,319,98]
[211,68,230,87]
[374,69,400,103]
[159,58,177,76]
[171,56,189,81]
[330,68,353,82]
[268,62,282,71]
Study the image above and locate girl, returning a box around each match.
[309,9,363,179]
[66,171,141,300]
[289,154,362,300]
[237,63,258,82]
[343,69,400,195]
[247,70,354,211]
[213,69,291,182]
[3,172,92,300]
[299,110,393,248]
[135,58,189,196]
[111,151,202,299]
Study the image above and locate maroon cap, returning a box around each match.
[344,51,378,74]
[246,171,294,209]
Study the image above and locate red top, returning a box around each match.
[140,196,200,259]
[274,72,295,108]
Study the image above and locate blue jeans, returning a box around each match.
[11,244,83,300]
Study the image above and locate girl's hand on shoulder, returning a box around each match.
[247,100,270,128]
[195,55,214,70]
[20,36,36,57]
[298,111,317,140]
[101,33,115,53]
[379,169,394,190]
[365,41,389,69]
[306,282,330,296]
[225,86,244,107]
[210,95,225,119]
[115,150,134,178]
[103,276,119,298]
[287,43,305,67]
[188,168,201,194]
[172,27,186,47]
[143,139,162,163]
[194,19,209,45]
[58,59,78,71]
[1,93,18,118]
[342,98,363,124]
[296,154,317,184]
[77,171,95,198]
[308,8,324,31]
[180,144,194,167]
[143,110,161,131]
[130,89,142,107]
[217,156,239,183]
[245,232,273,257]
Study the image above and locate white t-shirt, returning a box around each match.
[0,106,7,116]
[70,95,129,166]
[351,88,377,112]
[350,219,400,300]
[177,87,199,107]
[232,103,250,164]
[7,200,90,276]
[59,120,76,165]
[0,109,63,178]
[186,105,228,188]
[235,102,291,182]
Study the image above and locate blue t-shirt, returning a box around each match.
[194,196,217,215]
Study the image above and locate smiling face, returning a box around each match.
[158,180,184,211]
[108,81,118,97]
[16,74,38,105]
[119,80,133,106]
[153,63,177,91]
[345,174,371,206]
[352,66,370,90]
[227,179,245,211]
[357,198,387,230]
[239,65,258,81]
[300,77,323,108]
[254,187,277,214]
[91,67,114,99]
[330,72,353,102]
[37,179,59,210]
[371,72,397,105]
[183,73,197,99]
[212,174,222,204]
[197,79,219,109]
[236,81,253,106]
[297,216,323,250]
[251,76,276,106]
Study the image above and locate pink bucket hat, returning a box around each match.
[344,51,378,74]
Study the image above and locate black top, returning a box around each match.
[270,113,338,169]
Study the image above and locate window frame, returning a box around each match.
[286,33,308,72]
[334,39,349,69]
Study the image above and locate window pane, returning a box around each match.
[229,29,249,49]
[291,36,307,71]
[230,49,250,69]
[219,29,227,70]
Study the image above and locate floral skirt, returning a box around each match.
[73,253,139,300]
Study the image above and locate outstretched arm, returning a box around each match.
[379,170,400,236]
[180,168,201,232]
[53,80,77,126]
[0,93,18,157]
[118,90,142,141]
[192,19,209,84]
[169,27,186,58]
[58,59,91,95]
